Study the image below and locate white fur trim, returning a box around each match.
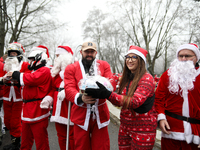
[94,100,110,129]
[20,73,24,86]
[51,95,74,125]
[59,71,64,80]
[50,116,74,125]
[78,105,91,131]
[3,85,22,102]
[157,113,166,122]
[79,59,98,79]
[74,93,84,106]
[126,49,146,63]
[31,47,47,53]
[21,111,50,122]
[176,44,200,61]
[162,131,200,145]
[55,47,68,55]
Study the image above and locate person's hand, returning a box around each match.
[40,96,53,109]
[3,72,13,83]
[6,72,13,80]
[159,119,171,135]
[85,81,112,99]
[82,94,96,104]
[2,76,8,83]
[57,90,65,101]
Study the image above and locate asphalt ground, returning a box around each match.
[0,116,119,150]
[0,113,161,150]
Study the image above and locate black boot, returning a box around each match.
[3,135,20,150]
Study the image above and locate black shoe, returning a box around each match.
[3,135,20,150]
[0,135,2,146]
[3,143,20,150]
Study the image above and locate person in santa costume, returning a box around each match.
[0,42,30,150]
[0,60,5,145]
[64,41,112,150]
[40,45,74,150]
[85,45,157,150]
[155,43,200,150]
[6,45,52,150]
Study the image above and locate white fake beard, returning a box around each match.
[168,59,197,96]
[51,53,73,77]
[4,57,20,72]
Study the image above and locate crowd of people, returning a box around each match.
[0,41,200,150]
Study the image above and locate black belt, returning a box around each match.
[5,83,19,86]
[56,88,64,92]
[23,98,42,103]
[165,110,200,124]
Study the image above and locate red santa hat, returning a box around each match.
[55,46,73,55]
[31,45,49,58]
[126,45,148,63]
[176,43,200,61]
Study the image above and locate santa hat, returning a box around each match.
[55,46,73,55]
[176,43,200,61]
[7,42,25,54]
[31,45,49,58]
[12,42,25,53]
[125,45,148,63]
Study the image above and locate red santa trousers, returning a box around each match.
[55,122,74,150]
[3,100,23,137]
[20,118,50,150]
[118,124,156,150]
[161,137,199,150]
[73,117,110,150]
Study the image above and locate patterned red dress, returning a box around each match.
[109,72,157,150]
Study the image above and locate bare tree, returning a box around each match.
[109,0,184,75]
[82,8,129,73]
[180,1,200,45]
[82,8,107,60]
[0,0,65,57]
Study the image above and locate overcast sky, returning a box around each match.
[57,0,111,51]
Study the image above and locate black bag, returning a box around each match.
[133,94,155,114]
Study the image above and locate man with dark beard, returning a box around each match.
[155,43,200,150]
[0,42,30,150]
[40,45,74,150]
[64,41,112,150]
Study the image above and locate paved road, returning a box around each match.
[0,119,119,150]
[0,118,160,150]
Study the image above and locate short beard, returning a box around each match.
[168,59,197,96]
[82,56,95,67]
[4,57,20,72]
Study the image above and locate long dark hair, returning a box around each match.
[118,56,147,109]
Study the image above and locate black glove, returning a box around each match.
[85,81,112,99]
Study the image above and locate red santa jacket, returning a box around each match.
[48,71,74,125]
[3,61,30,102]
[20,66,52,123]
[64,59,112,131]
[155,68,200,145]
[0,61,5,100]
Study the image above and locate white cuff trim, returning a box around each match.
[157,113,166,122]
[74,93,84,106]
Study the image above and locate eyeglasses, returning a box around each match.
[178,55,195,58]
[125,55,138,61]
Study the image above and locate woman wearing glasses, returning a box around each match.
[85,45,157,150]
